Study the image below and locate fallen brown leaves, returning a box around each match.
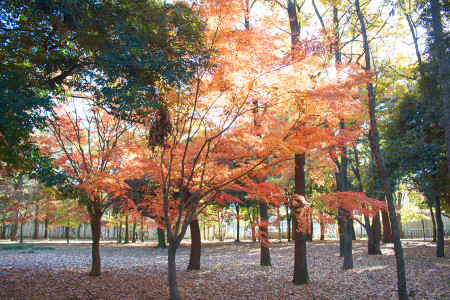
[0,239,448,299]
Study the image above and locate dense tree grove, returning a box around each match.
[1,0,448,299]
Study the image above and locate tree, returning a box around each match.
[354,0,408,298]
[1,0,207,174]
[429,0,450,179]
[37,99,142,276]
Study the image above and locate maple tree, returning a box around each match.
[36,99,146,276]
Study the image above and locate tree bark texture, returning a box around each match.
[0,224,6,239]
[156,227,166,248]
[430,0,450,177]
[260,201,271,266]
[44,219,49,239]
[33,205,39,239]
[187,219,201,270]
[124,215,129,244]
[168,244,180,300]
[132,218,137,243]
[287,205,292,242]
[343,215,353,270]
[430,207,437,242]
[90,217,102,277]
[236,205,240,242]
[293,153,308,284]
[435,196,445,257]
[382,210,394,243]
[355,1,408,298]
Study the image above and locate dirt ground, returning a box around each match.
[0,239,448,299]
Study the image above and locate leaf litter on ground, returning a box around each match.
[0,239,448,299]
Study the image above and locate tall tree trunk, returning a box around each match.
[218,211,222,241]
[260,201,271,266]
[124,215,129,244]
[187,219,201,270]
[430,0,450,177]
[118,221,122,244]
[355,1,408,298]
[251,222,256,242]
[306,213,313,242]
[168,243,180,300]
[90,215,102,277]
[366,215,380,255]
[66,223,70,244]
[236,205,240,242]
[430,207,437,242]
[338,216,345,257]
[19,220,24,244]
[343,213,353,270]
[287,0,308,283]
[421,220,426,241]
[277,206,282,241]
[434,196,445,257]
[320,213,325,240]
[10,221,17,241]
[140,216,144,242]
[44,218,49,239]
[372,214,382,255]
[157,227,167,248]
[397,192,404,239]
[132,218,137,243]
[382,209,394,243]
[293,153,309,284]
[33,205,39,239]
[287,205,291,242]
[0,223,6,239]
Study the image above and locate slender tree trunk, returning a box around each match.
[132,218,137,243]
[66,224,70,244]
[44,218,49,239]
[10,221,17,241]
[293,153,309,284]
[236,205,240,242]
[355,1,408,298]
[434,196,445,257]
[0,224,6,239]
[251,222,256,242]
[157,227,166,248]
[260,201,271,266]
[90,216,102,277]
[430,207,437,242]
[187,219,201,270]
[140,217,144,242]
[33,205,39,239]
[338,216,345,257]
[218,211,222,241]
[430,0,450,176]
[168,243,180,300]
[277,206,282,241]
[118,221,122,244]
[124,215,129,244]
[320,213,325,240]
[287,205,291,242]
[382,209,394,243]
[19,220,24,244]
[306,213,313,242]
[396,192,404,239]
[421,220,426,241]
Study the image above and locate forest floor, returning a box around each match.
[0,239,448,299]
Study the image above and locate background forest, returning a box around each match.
[0,0,449,299]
